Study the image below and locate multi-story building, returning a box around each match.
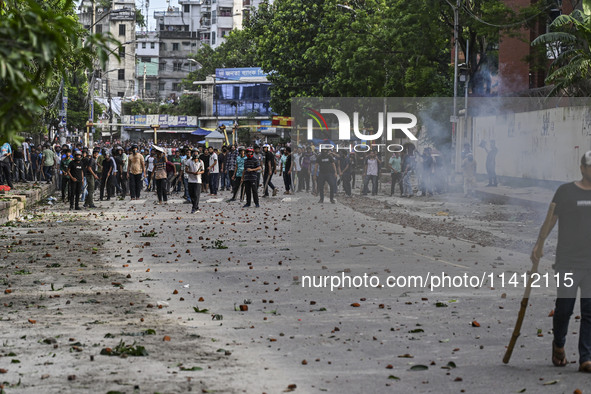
[154,5,201,99]
[135,31,159,99]
[78,0,136,98]
[149,0,273,100]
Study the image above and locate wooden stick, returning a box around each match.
[503,202,556,364]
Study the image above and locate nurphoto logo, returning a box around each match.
[304,107,417,152]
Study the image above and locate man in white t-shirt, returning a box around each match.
[362,150,380,196]
[208,146,219,196]
[185,148,204,213]
[22,137,31,181]
[145,151,155,191]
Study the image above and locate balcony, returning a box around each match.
[154,10,183,18]
[159,30,195,39]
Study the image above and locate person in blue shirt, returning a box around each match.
[0,142,13,188]
[228,147,246,202]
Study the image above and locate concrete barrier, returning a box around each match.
[0,183,55,225]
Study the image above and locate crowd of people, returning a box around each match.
[0,138,463,211]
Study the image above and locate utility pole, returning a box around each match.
[107,77,113,142]
[90,0,96,125]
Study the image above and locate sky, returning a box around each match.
[137,0,178,31]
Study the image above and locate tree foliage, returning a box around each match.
[122,95,201,116]
[181,0,553,116]
[0,0,118,142]
[532,3,591,96]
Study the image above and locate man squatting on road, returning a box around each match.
[531,150,591,372]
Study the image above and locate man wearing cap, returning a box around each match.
[128,145,145,200]
[242,147,261,208]
[66,150,84,210]
[60,148,72,203]
[532,151,591,373]
[315,149,337,204]
[185,148,204,213]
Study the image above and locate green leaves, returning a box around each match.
[532,8,591,96]
[0,0,119,141]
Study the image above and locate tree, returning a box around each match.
[0,0,118,142]
[182,29,258,90]
[135,9,146,29]
[532,3,591,96]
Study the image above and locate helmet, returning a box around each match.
[191,147,199,153]
[73,150,82,156]
[263,144,270,149]
[246,147,254,152]
[238,146,246,152]
[131,144,138,150]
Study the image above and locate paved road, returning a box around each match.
[2,186,588,393]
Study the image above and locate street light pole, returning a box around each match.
[452,0,460,138]
[86,120,93,147]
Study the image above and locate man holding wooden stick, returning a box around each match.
[530,151,591,372]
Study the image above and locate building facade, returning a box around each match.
[78,0,137,98]
[135,31,160,99]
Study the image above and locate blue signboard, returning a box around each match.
[259,120,272,131]
[215,68,266,81]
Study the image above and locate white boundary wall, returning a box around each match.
[468,106,591,182]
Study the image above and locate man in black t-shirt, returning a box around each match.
[262,144,277,197]
[532,151,591,372]
[200,147,210,194]
[242,148,261,208]
[315,150,337,204]
[66,150,84,210]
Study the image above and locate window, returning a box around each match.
[173,62,182,72]
[159,62,166,72]
[219,7,232,17]
[212,31,216,46]
[117,92,124,98]
[221,29,230,37]
[172,83,181,91]
[119,46,125,58]
[95,24,102,34]
[118,24,126,36]
[159,83,165,91]
[191,42,197,47]
[182,41,191,46]
[118,69,125,80]
[141,57,151,63]
[142,42,146,49]
[145,82,152,91]
[150,42,155,49]
[212,10,217,25]
[172,43,179,51]
[184,4,190,13]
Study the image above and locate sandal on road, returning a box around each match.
[552,341,568,367]
[579,361,591,372]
